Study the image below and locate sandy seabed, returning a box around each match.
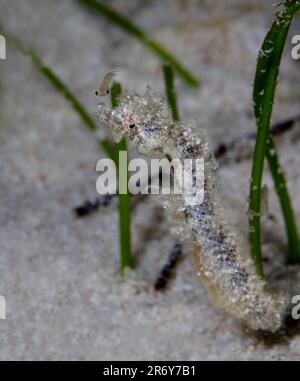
[1,0,300,360]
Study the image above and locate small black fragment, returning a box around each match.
[74,194,116,217]
[214,114,300,160]
[101,194,115,207]
[271,118,295,136]
[214,143,227,158]
[155,277,167,291]
[154,242,183,291]
[74,200,99,217]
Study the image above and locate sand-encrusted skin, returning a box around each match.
[97,88,289,332]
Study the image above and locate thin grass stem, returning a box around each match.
[163,64,180,122]
[266,137,300,264]
[110,82,133,271]
[78,0,199,87]
[249,1,300,276]
[2,29,114,159]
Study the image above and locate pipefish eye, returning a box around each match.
[129,124,136,129]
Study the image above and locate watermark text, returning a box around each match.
[292,295,300,320]
[291,35,300,60]
[0,35,6,60]
[96,152,204,206]
[0,295,6,319]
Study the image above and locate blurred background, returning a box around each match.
[0,0,300,360]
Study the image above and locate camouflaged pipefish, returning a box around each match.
[97,87,289,332]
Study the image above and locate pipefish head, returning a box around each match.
[97,87,171,153]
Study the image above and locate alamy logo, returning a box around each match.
[292,295,300,320]
[96,151,205,206]
[0,35,6,60]
[291,35,300,60]
[0,295,6,319]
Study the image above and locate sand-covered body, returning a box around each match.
[98,88,289,332]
